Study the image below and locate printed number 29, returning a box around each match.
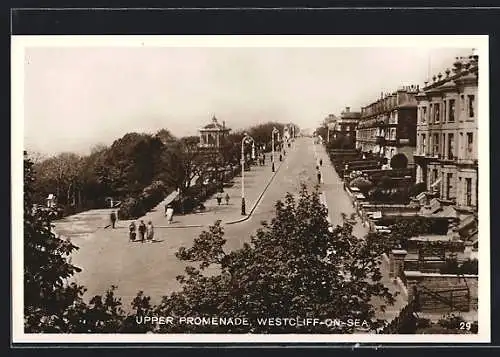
[460,322,472,330]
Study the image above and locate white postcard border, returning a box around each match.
[11,35,490,344]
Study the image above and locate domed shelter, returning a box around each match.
[198,115,231,149]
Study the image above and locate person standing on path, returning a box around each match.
[110,211,117,229]
[138,220,146,243]
[129,222,136,242]
[166,204,174,224]
[317,168,322,185]
[216,191,223,205]
[319,158,323,167]
[225,192,230,205]
[146,221,154,243]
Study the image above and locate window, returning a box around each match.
[460,95,465,111]
[442,133,446,157]
[443,100,447,122]
[434,103,440,123]
[458,177,462,203]
[448,133,455,159]
[422,134,427,155]
[459,132,464,158]
[468,95,475,118]
[449,99,455,122]
[465,178,472,206]
[433,133,440,156]
[467,132,474,159]
[446,173,454,200]
[422,106,427,123]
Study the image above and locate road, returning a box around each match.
[67,137,401,318]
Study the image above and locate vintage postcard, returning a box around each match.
[11,35,490,344]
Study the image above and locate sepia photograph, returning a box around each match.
[11,35,489,343]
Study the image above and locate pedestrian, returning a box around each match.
[317,169,322,184]
[146,221,154,242]
[279,154,283,161]
[319,158,323,166]
[263,154,266,165]
[166,204,174,224]
[110,211,117,229]
[216,191,223,205]
[129,222,136,242]
[225,192,230,205]
[138,220,146,243]
[164,203,168,217]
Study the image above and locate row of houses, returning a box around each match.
[324,51,479,214]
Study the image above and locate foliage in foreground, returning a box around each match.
[150,188,396,333]
[25,152,395,333]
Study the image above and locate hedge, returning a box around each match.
[118,180,169,220]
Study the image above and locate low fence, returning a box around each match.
[404,271,478,312]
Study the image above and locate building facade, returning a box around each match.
[331,107,361,142]
[198,116,231,149]
[414,54,478,211]
[356,86,418,164]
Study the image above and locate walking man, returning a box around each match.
[216,191,223,205]
[110,211,117,229]
[225,192,230,205]
[317,168,322,185]
[138,220,146,243]
[319,158,323,167]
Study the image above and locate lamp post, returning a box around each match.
[271,127,280,172]
[241,133,255,215]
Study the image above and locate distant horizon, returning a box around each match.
[21,40,476,157]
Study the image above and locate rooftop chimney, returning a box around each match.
[222,120,225,129]
[345,106,350,112]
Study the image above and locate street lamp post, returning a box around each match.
[271,127,280,172]
[241,133,255,215]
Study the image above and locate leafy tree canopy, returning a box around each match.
[144,185,396,333]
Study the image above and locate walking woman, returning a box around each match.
[166,204,174,224]
[138,220,147,243]
[146,221,155,243]
[129,221,136,242]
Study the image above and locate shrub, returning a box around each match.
[118,197,146,220]
[440,258,478,275]
[409,182,427,197]
[437,314,478,333]
[350,177,374,194]
[415,318,431,329]
[118,180,168,219]
[378,176,393,190]
[390,153,408,169]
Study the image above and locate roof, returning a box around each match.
[201,116,230,131]
[409,235,456,242]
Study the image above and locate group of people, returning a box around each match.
[216,191,231,205]
[258,153,266,166]
[128,220,155,243]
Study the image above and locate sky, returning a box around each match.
[23,45,473,156]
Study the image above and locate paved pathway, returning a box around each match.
[63,138,407,322]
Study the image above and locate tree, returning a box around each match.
[390,153,408,169]
[350,177,374,195]
[147,185,395,333]
[24,152,85,331]
[33,152,83,207]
